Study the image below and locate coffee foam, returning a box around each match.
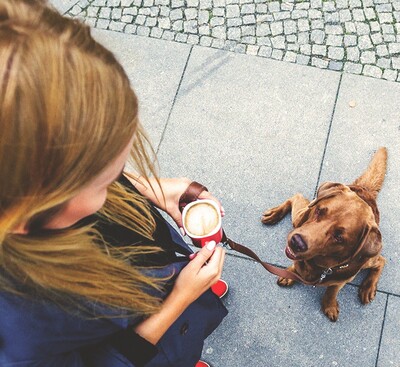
[184,202,219,236]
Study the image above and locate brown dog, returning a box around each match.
[261,148,387,321]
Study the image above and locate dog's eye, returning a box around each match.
[333,229,344,243]
[315,207,327,218]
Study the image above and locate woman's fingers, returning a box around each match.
[204,246,225,280]
[174,242,225,303]
[189,242,225,282]
[189,241,216,268]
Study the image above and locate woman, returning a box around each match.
[0,0,227,366]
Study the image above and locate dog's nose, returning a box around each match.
[290,234,308,252]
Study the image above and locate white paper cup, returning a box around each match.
[182,199,222,247]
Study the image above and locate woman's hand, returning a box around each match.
[134,241,225,345]
[172,240,225,304]
[126,175,225,232]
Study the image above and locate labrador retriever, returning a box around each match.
[261,147,387,321]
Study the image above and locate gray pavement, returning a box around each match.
[51,1,399,366]
[62,0,400,83]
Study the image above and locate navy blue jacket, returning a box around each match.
[0,193,228,366]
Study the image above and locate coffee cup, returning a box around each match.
[182,199,223,247]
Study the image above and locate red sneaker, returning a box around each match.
[211,279,228,298]
[196,361,211,367]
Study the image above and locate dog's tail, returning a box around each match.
[352,147,387,196]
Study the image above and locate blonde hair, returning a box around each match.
[0,0,165,316]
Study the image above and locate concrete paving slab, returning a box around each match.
[319,74,400,296]
[157,45,340,266]
[377,295,400,367]
[204,254,386,367]
[91,30,191,149]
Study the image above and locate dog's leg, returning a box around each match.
[352,147,387,198]
[359,255,386,304]
[321,284,345,322]
[277,264,296,287]
[261,198,292,225]
[262,194,310,226]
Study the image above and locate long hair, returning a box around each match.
[0,0,165,316]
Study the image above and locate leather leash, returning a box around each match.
[178,182,318,286]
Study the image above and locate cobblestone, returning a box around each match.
[67,0,400,82]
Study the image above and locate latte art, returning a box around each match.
[184,202,220,237]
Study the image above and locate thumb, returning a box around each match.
[190,241,216,267]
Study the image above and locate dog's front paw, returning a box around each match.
[359,282,377,304]
[277,277,295,287]
[261,207,286,225]
[322,300,339,322]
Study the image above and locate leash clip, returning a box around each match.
[313,268,333,287]
[319,268,333,282]
[220,240,232,251]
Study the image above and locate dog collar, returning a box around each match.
[314,263,350,286]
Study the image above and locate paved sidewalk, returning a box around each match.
[52,1,399,366]
[65,0,400,83]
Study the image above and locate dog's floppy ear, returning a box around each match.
[309,182,348,208]
[357,225,382,259]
